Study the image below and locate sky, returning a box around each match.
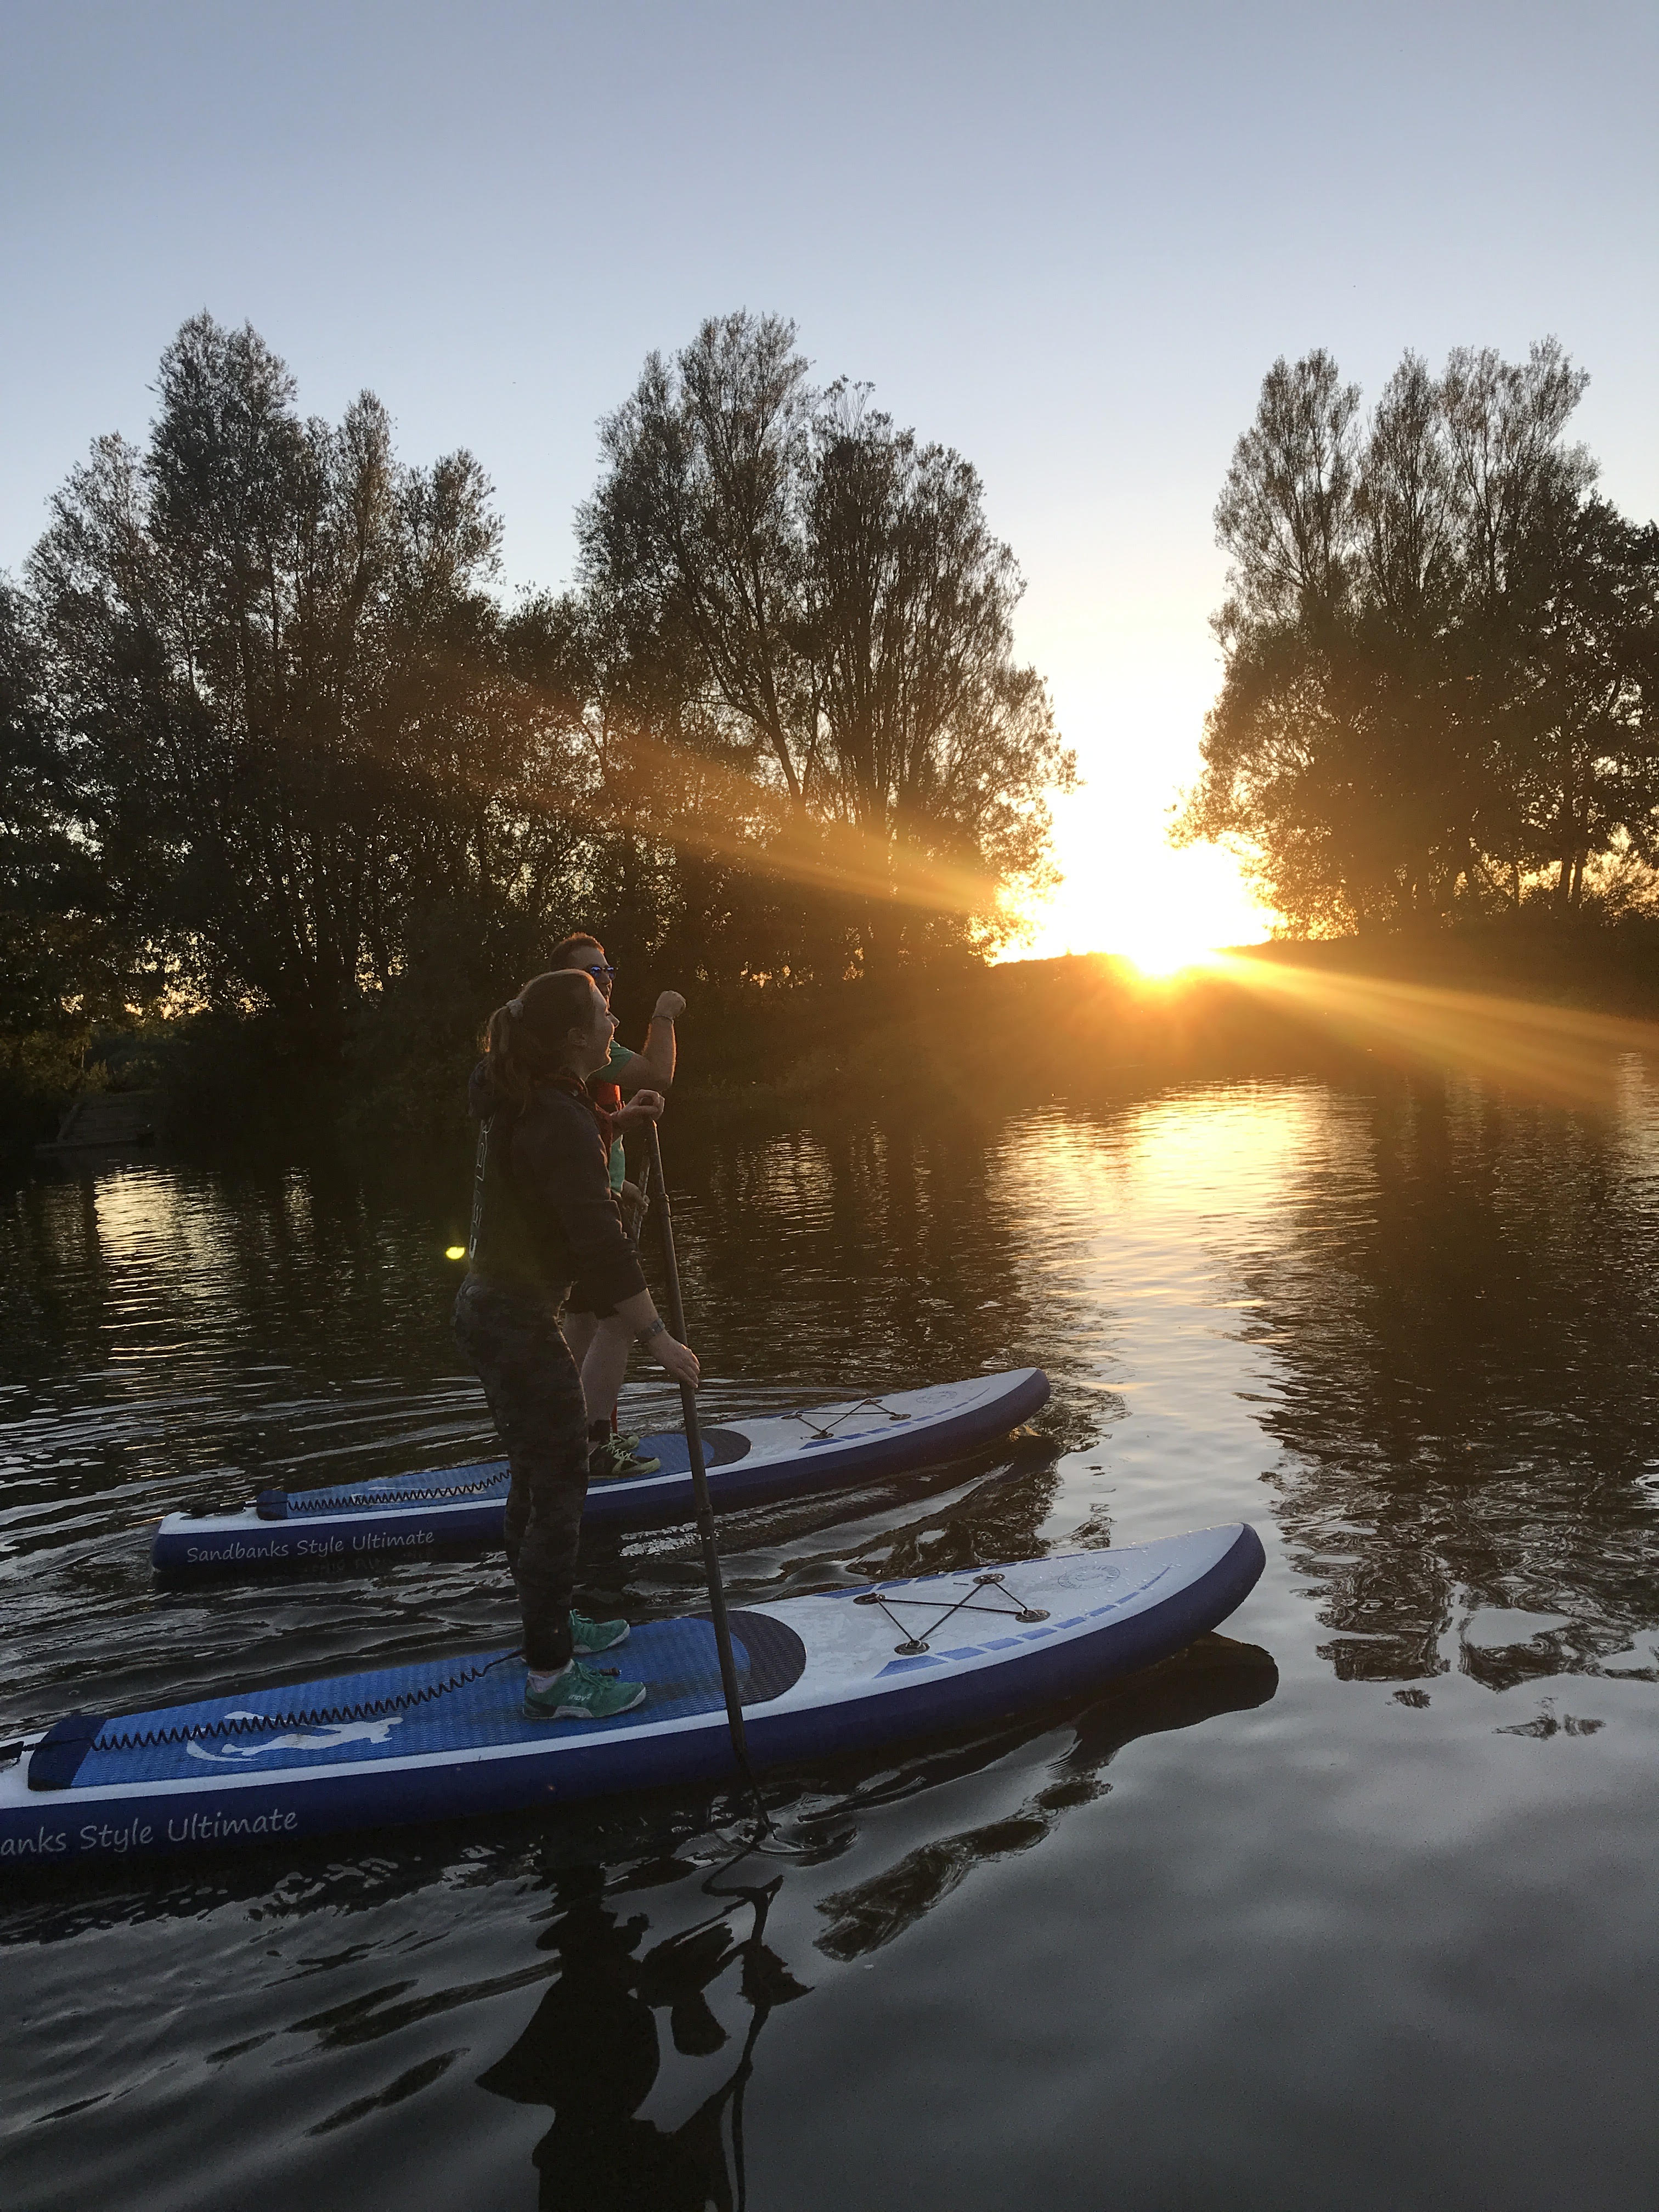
[3,1,1655,964]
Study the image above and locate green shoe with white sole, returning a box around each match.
[588,1435,662,1480]
[570,1610,630,1656]
[523,1660,647,1723]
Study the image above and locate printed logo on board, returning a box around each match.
[185,1716,402,1763]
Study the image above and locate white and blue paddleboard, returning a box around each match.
[150,1369,1051,1574]
[2,1523,1263,1867]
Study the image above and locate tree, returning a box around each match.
[1178,338,1657,933]
[578,314,1074,970]
[0,578,141,1115]
[579,312,815,801]
[5,307,1079,1136]
[804,390,1068,958]
[1504,501,1659,911]
[27,314,587,1047]
[1211,348,1360,630]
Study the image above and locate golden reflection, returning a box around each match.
[91,1168,225,1292]
[1210,953,1659,1112]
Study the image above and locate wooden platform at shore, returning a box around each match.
[36,1091,159,1154]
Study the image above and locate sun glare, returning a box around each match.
[1012,808,1272,972]
[1119,934,1221,979]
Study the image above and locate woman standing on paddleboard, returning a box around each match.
[455,967,701,1722]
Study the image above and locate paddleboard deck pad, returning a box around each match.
[151,1369,1051,1573]
[2,1523,1263,1866]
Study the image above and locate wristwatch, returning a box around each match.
[636,1317,668,1344]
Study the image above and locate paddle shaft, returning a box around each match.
[625,1157,652,1253]
[645,1121,761,1803]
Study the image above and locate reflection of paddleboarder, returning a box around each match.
[474,1639,1274,2209]
[455,966,701,1723]
[478,1869,808,2211]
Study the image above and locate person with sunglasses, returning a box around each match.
[548,933,685,1477]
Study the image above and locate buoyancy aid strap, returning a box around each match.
[466,1114,492,1264]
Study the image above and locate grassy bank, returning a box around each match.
[13,916,1659,1163]
[673,916,1659,1110]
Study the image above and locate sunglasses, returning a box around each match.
[577,962,617,985]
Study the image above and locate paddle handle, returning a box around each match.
[646,1121,759,1795]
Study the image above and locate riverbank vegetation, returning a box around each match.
[1,312,1071,1144]
[1179,341,1659,932]
[5,324,1658,1154]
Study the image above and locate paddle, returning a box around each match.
[645,1120,768,1829]
[624,1156,652,1253]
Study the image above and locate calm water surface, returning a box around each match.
[4,1074,1659,2210]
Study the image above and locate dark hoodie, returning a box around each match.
[466,1060,647,1311]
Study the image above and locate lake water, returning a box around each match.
[4,1071,1659,2210]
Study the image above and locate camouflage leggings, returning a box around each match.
[453,1276,591,1670]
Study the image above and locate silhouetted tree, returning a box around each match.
[1178,339,1659,933]
[27,315,588,1048]
[0,580,140,1115]
[578,314,1074,969]
[1500,500,1659,911]
[5,308,1077,1129]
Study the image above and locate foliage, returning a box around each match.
[577,314,1075,970]
[1179,341,1659,933]
[0,311,1073,1140]
[0,579,147,1136]
[24,315,592,1050]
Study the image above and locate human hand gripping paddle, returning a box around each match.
[644,1118,770,1833]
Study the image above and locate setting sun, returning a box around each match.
[1012,802,1272,970]
[1116,932,1223,980]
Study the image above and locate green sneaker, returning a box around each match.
[571,1610,630,1655]
[523,1660,647,1723]
[588,1435,662,1481]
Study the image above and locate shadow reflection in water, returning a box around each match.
[1239,1071,1659,1686]
[0,1630,1273,2209]
[811,1631,1277,1960]
[478,1862,808,2212]
[466,1632,1274,2212]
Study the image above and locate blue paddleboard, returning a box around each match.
[150,1368,1051,1573]
[2,1523,1264,1866]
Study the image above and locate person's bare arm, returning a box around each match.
[613,1288,699,1386]
[521,1093,697,1385]
[616,992,684,1095]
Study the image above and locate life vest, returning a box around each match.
[590,1063,624,1190]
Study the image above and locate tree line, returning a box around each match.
[1178,340,1659,934]
[1,311,1072,1127]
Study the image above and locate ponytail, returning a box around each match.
[481,1001,537,1114]
[481,968,602,1111]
